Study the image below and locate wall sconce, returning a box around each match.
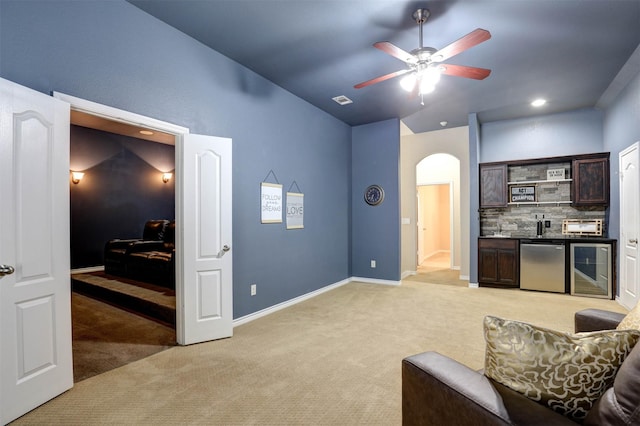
[71,171,85,184]
[162,172,173,183]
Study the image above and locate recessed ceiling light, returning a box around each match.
[139,130,154,135]
[332,95,353,106]
[531,99,547,107]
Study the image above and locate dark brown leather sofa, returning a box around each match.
[402,309,639,425]
[104,219,175,288]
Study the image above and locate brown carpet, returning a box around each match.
[72,271,176,325]
[72,292,176,382]
[14,280,628,425]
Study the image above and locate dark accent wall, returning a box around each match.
[70,125,175,269]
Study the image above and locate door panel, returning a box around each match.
[1,78,72,424]
[619,142,639,309]
[177,134,233,345]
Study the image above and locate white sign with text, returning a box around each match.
[286,192,304,229]
[261,182,283,223]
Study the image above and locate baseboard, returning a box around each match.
[233,278,351,327]
[71,265,104,274]
[233,276,403,327]
[401,270,417,279]
[350,277,401,286]
[468,282,479,288]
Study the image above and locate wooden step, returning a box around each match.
[71,272,176,326]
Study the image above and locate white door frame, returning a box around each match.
[52,93,198,341]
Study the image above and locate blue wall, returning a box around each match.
[480,109,604,163]
[603,67,640,271]
[468,114,481,283]
[1,0,352,319]
[351,119,401,281]
[70,126,175,269]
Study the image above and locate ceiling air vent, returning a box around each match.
[332,95,353,105]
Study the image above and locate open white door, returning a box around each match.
[0,78,73,423]
[619,142,639,309]
[176,134,233,345]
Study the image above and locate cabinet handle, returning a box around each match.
[630,239,638,245]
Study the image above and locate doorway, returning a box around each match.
[417,183,452,271]
[56,92,234,347]
[414,153,461,276]
[68,119,178,382]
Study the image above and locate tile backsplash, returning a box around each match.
[481,161,606,238]
[480,205,606,238]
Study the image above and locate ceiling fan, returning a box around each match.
[354,8,492,100]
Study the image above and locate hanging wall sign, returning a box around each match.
[261,182,283,223]
[286,192,304,229]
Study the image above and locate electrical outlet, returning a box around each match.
[370,260,376,268]
[250,284,257,296]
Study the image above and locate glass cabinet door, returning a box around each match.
[570,243,611,298]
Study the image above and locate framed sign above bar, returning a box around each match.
[510,185,536,202]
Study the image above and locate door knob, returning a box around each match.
[217,245,231,258]
[0,264,15,277]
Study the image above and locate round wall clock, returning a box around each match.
[364,184,384,206]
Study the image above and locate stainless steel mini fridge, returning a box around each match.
[570,243,612,299]
[520,240,566,293]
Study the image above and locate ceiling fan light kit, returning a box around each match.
[355,8,492,102]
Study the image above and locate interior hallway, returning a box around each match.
[418,251,451,272]
[407,251,468,287]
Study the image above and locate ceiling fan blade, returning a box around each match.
[440,64,491,80]
[354,69,412,89]
[432,28,491,62]
[373,42,418,64]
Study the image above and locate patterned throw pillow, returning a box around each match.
[483,315,640,422]
[617,302,640,331]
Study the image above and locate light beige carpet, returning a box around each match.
[404,269,468,287]
[13,280,628,425]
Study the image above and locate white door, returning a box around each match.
[619,142,639,309]
[0,78,73,424]
[176,134,233,345]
